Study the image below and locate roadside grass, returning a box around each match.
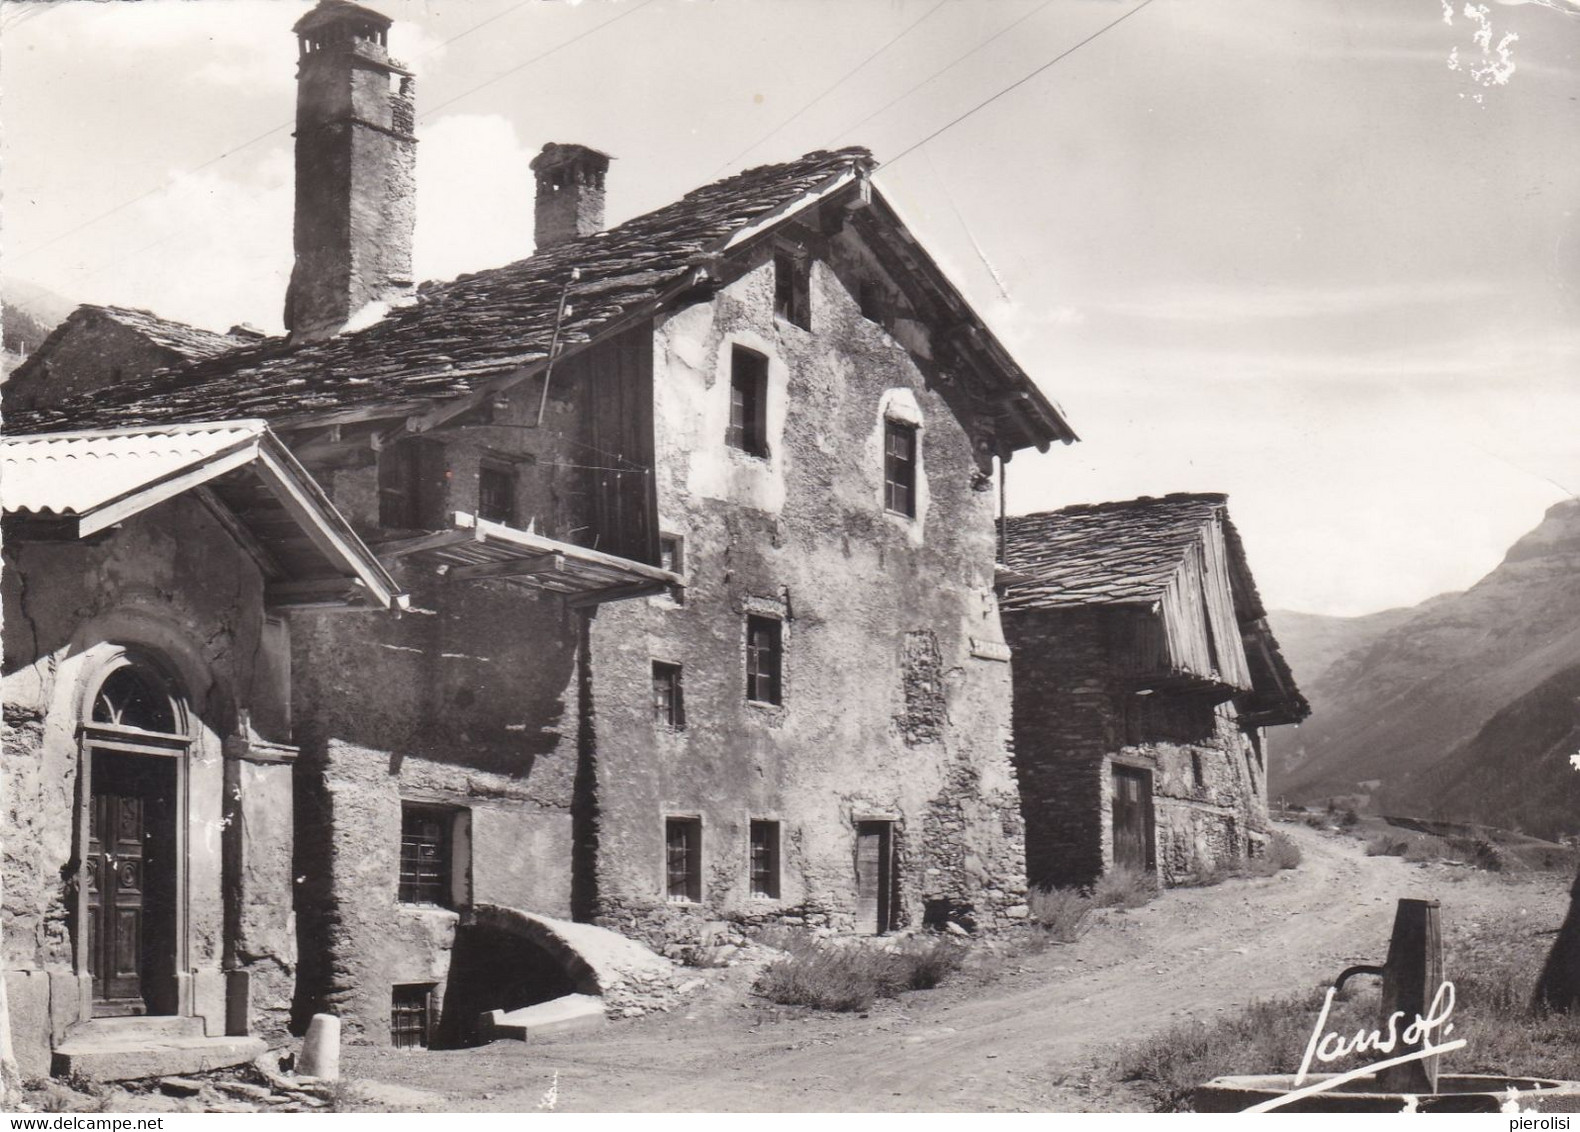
[1028,885,1095,942]
[1092,864,1160,909]
[753,934,967,1012]
[1113,913,1580,1110]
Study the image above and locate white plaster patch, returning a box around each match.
[670,322,789,515]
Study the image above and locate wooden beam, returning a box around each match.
[373,527,471,561]
[266,576,367,607]
[448,551,564,581]
[564,581,670,608]
[77,441,260,536]
[193,486,285,580]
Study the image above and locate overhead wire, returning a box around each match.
[877,0,1156,171]
[8,0,639,264]
[711,0,950,177]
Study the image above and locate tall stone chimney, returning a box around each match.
[530,144,611,251]
[286,0,417,344]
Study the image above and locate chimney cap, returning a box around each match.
[530,143,614,174]
[293,0,393,37]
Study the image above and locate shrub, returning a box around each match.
[1365,833,1409,856]
[1402,835,1454,863]
[1340,808,1361,828]
[754,935,965,1011]
[1267,832,1302,870]
[1303,813,1328,830]
[1092,864,1159,909]
[1028,885,1094,942]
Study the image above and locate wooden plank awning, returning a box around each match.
[378,512,682,606]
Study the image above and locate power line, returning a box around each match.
[822,0,1057,148]
[712,0,950,177]
[880,0,1156,171]
[418,0,659,122]
[5,0,585,265]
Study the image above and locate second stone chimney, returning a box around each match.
[530,143,611,251]
[285,0,417,344]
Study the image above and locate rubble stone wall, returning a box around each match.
[1005,606,1270,890]
[583,228,1029,945]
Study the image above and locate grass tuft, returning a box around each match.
[753,934,965,1011]
[1092,864,1160,909]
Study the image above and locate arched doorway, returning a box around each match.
[74,650,190,1018]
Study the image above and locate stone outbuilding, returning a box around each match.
[1000,494,1308,890]
[0,421,400,1078]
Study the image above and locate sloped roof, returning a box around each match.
[1000,493,1229,611]
[13,305,247,377]
[1001,493,1309,724]
[2,421,262,518]
[1,420,404,611]
[9,148,1071,449]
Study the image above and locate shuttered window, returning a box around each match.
[749,820,780,899]
[652,662,684,729]
[666,818,701,903]
[745,616,783,705]
[727,346,769,457]
[774,249,811,329]
[884,420,917,517]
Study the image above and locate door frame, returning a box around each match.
[1108,761,1156,874]
[71,652,193,1020]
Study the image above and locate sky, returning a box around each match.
[2,0,1576,616]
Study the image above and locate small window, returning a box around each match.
[745,615,783,705]
[659,534,685,605]
[666,817,702,903]
[390,984,434,1049]
[727,346,769,457]
[749,820,780,899]
[774,249,810,329]
[652,661,685,729]
[398,804,454,907]
[1191,753,1205,790]
[884,420,918,517]
[477,458,516,525]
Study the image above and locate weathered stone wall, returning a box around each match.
[280,338,620,1042]
[1,496,293,1073]
[3,316,181,413]
[582,228,1029,945]
[1005,606,1270,890]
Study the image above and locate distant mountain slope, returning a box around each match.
[1399,662,1580,840]
[1271,498,1580,817]
[2,279,77,376]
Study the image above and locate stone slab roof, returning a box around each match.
[1000,493,1230,611]
[10,147,1071,450]
[86,305,250,360]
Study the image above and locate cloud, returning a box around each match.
[413,113,537,283]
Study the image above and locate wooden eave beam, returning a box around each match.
[193,485,286,581]
[564,581,671,608]
[448,551,565,582]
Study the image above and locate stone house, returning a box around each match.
[8,0,1075,1049]
[4,306,260,416]
[1000,494,1307,890]
[0,421,401,1077]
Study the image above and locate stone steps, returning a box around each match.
[480,993,605,1042]
[53,1030,266,1082]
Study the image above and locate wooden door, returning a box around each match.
[855,821,895,934]
[1110,765,1153,873]
[86,752,177,1015]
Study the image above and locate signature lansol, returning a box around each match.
[1247,979,1469,1112]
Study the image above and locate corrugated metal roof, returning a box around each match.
[1,421,264,517]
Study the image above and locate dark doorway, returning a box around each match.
[86,750,179,1016]
[434,924,579,1048]
[855,821,896,935]
[1110,764,1154,874]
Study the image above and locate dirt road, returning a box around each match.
[342,825,1567,1112]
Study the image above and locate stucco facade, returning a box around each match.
[1,497,295,1075]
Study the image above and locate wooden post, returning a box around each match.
[1377,898,1444,1093]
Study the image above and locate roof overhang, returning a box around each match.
[2,420,406,612]
[377,511,682,606]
